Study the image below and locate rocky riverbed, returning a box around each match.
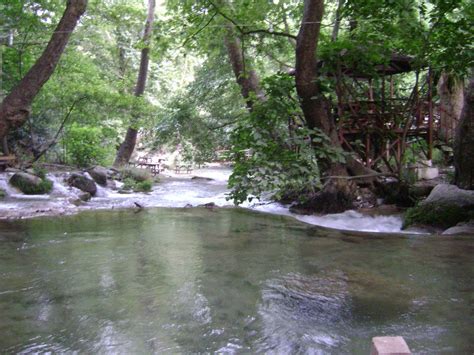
[0,164,473,235]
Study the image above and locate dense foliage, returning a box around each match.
[1,0,472,203]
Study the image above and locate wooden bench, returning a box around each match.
[175,165,193,174]
[0,155,16,170]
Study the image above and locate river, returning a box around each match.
[0,208,473,353]
[0,167,472,353]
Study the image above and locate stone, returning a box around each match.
[421,184,474,207]
[191,176,214,181]
[78,192,91,202]
[371,336,411,355]
[9,172,52,195]
[199,202,216,208]
[443,220,474,235]
[67,173,97,196]
[409,180,437,198]
[87,166,108,186]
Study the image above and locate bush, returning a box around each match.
[63,123,110,167]
[403,203,474,229]
[122,177,153,192]
[135,180,153,192]
[120,167,151,182]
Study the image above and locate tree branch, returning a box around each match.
[181,11,218,47]
[242,29,297,40]
[27,96,87,166]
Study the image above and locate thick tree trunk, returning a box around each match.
[454,77,474,189]
[223,24,265,110]
[0,0,87,142]
[295,0,355,213]
[114,0,155,168]
[437,73,464,142]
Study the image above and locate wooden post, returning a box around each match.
[366,133,371,167]
[390,75,394,99]
[428,68,434,160]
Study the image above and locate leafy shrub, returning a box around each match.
[135,180,153,192]
[122,177,153,192]
[228,73,346,204]
[63,123,110,167]
[32,165,47,179]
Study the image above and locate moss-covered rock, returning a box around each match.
[9,172,53,195]
[403,203,474,230]
[0,188,6,199]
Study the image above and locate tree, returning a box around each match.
[114,0,156,167]
[0,0,87,146]
[294,0,355,213]
[454,77,474,189]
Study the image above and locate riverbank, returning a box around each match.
[0,164,424,234]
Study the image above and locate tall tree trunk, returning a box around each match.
[454,77,474,189]
[295,0,355,213]
[331,0,345,42]
[0,0,87,143]
[223,24,265,110]
[114,0,155,167]
[437,72,464,142]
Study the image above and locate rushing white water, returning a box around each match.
[0,167,408,233]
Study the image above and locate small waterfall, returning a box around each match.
[48,174,78,198]
[0,174,20,197]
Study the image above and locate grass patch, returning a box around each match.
[403,203,474,229]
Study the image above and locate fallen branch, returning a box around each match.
[321,172,397,181]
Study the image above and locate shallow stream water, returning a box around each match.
[0,208,473,353]
[0,167,406,233]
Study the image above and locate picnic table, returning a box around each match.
[174,164,193,174]
[129,157,164,176]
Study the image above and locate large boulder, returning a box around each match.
[403,184,474,230]
[87,166,108,186]
[67,173,97,196]
[9,172,53,195]
[443,220,474,235]
[421,184,474,207]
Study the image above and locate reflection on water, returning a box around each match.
[0,208,473,353]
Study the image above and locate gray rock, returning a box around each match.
[421,184,474,207]
[410,180,437,198]
[79,192,91,202]
[87,166,108,186]
[67,173,97,196]
[199,202,216,208]
[191,176,214,181]
[443,221,474,235]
